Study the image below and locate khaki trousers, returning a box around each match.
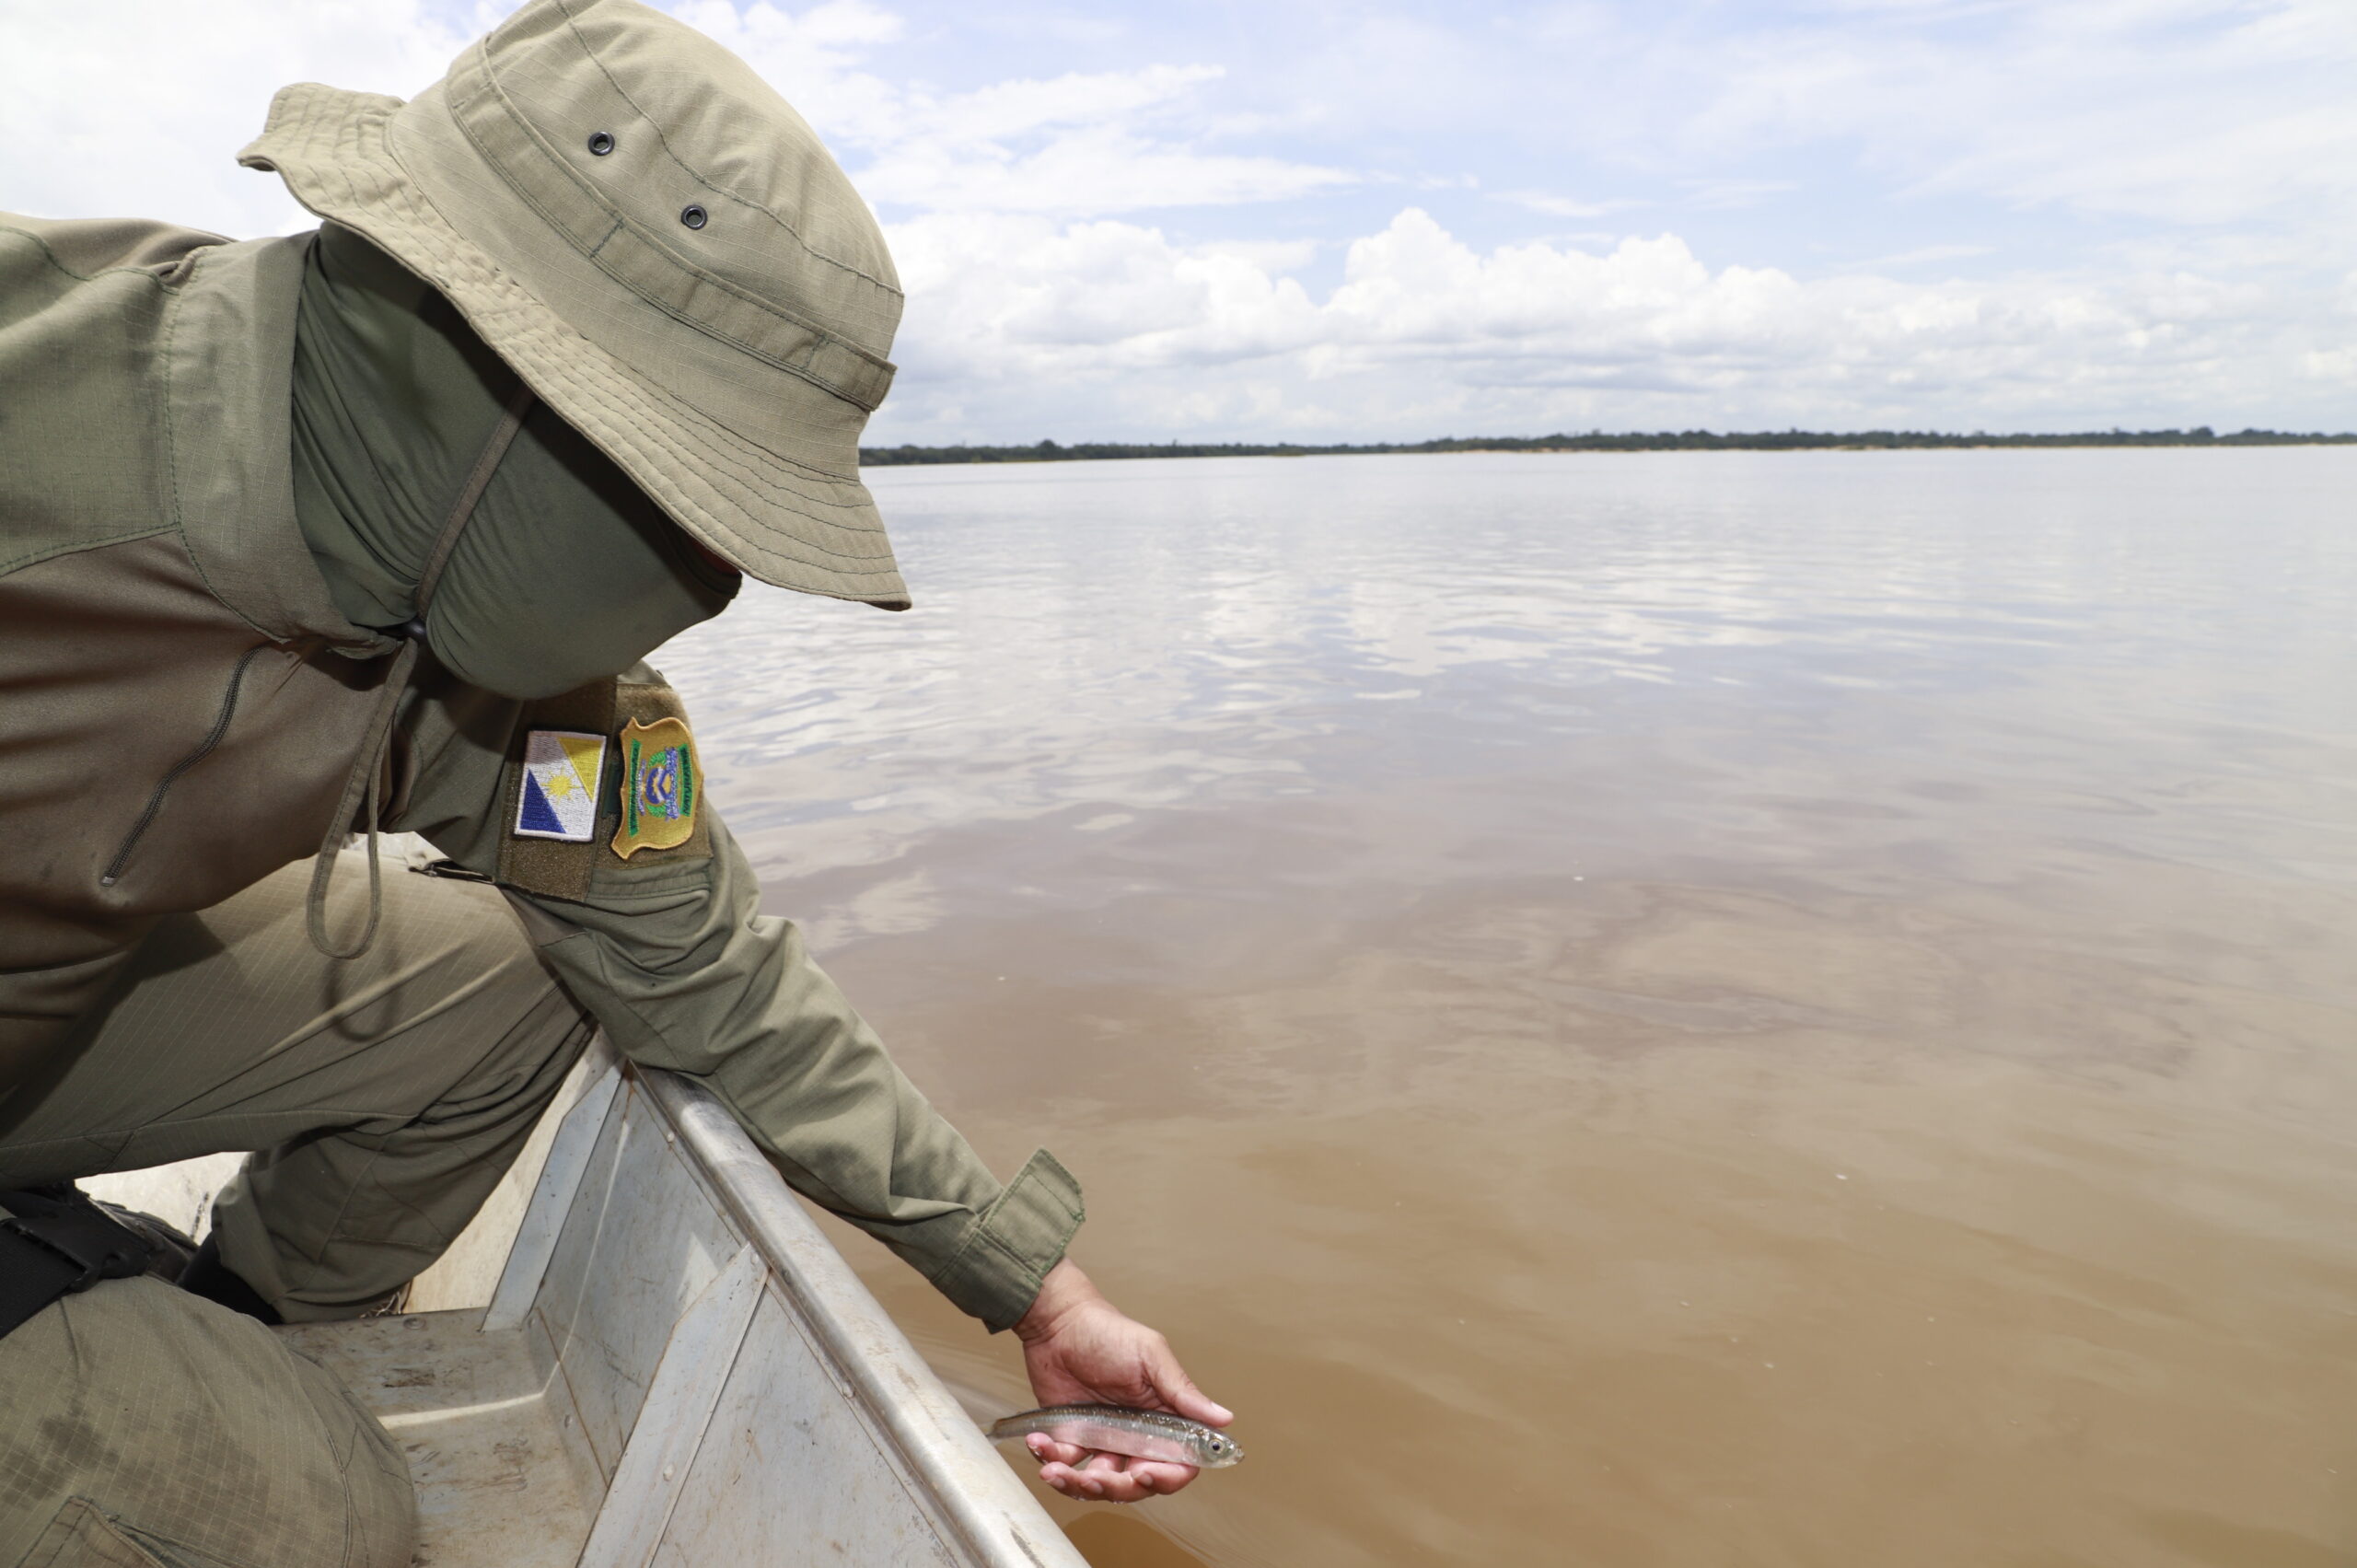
[0,852,596,1567]
[0,1275,416,1568]
[0,852,595,1319]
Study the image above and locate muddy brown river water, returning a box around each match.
[656,449,2357,1567]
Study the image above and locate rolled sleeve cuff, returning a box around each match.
[926,1148,1085,1332]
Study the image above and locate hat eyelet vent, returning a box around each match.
[679,203,709,230]
[586,131,616,156]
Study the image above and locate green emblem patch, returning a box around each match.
[612,715,699,859]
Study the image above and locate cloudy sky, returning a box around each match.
[6,0,2352,441]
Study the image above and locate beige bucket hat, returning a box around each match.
[240,0,910,609]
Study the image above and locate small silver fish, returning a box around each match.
[985,1404,1245,1469]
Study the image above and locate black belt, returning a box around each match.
[0,1185,154,1339]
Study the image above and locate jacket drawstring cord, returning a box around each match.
[306,385,537,959]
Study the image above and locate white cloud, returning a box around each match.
[1495,191,1636,219]
[1840,244,1996,273]
[1676,179,1798,211]
[0,0,488,235]
[855,128,1351,215]
[3,1,2349,436]
[658,1,901,125]
[666,7,1353,215]
[1685,0,2357,229]
[872,206,2348,440]
[0,0,1349,233]
[1196,238,1321,273]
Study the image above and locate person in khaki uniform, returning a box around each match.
[0,2,1227,1561]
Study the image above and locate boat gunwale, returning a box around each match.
[637,1066,1086,1568]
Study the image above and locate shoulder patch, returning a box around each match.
[497,679,618,901]
[612,716,699,859]
[515,730,606,842]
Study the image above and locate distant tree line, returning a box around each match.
[862,427,2356,466]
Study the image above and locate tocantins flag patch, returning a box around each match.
[612,715,699,859]
[515,730,607,842]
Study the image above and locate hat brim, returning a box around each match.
[242,82,911,610]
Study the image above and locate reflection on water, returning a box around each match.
[659,450,2357,1566]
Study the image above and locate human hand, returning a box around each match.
[1013,1259,1233,1504]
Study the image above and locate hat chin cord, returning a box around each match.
[305,385,537,959]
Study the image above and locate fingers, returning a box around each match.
[1039,1456,1119,1502]
[1025,1433,1089,1469]
[1128,1460,1200,1496]
[1019,1293,1235,1428]
[1039,1451,1191,1504]
[1143,1339,1235,1427]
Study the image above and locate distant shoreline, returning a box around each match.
[862,428,2356,466]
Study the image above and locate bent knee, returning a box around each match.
[0,1279,416,1568]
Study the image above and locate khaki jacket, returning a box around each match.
[0,215,1078,1329]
